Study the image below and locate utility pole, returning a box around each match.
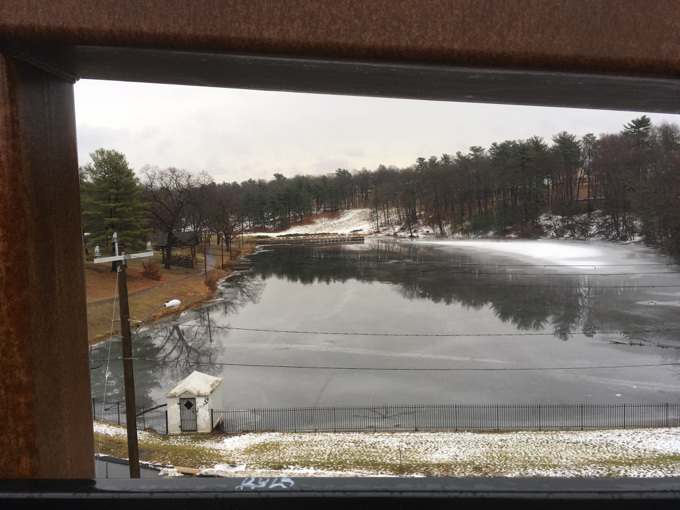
[116,258,139,479]
[94,233,153,479]
[204,231,208,284]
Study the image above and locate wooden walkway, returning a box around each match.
[249,236,365,245]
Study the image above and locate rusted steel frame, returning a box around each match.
[0,52,94,478]
[10,45,680,114]
[1,0,680,78]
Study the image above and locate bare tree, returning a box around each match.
[204,182,248,261]
[141,166,211,269]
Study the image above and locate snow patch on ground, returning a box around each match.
[95,421,680,478]
[158,468,184,477]
[274,209,374,236]
[206,428,680,477]
[273,208,440,238]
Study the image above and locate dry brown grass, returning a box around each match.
[86,243,257,345]
[85,253,204,303]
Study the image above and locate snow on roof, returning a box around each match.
[165,371,222,397]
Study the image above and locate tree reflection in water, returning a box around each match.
[142,274,265,388]
[90,273,264,408]
[249,239,676,343]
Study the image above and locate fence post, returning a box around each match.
[117,402,120,425]
[623,403,626,429]
[333,407,336,433]
[142,407,145,430]
[165,410,169,435]
[92,397,96,420]
[211,409,214,431]
[666,403,669,428]
[496,404,499,431]
[538,404,541,431]
[454,404,458,431]
[580,404,584,430]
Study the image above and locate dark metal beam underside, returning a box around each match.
[2,1,680,112]
[2,476,680,510]
[7,45,680,114]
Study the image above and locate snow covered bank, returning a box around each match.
[274,209,374,236]
[271,208,429,237]
[272,208,658,246]
[94,421,680,478]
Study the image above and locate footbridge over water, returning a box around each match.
[249,236,365,245]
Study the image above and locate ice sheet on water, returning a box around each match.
[421,239,671,273]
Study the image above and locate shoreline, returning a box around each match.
[87,242,257,345]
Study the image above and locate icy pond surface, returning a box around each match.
[91,238,680,409]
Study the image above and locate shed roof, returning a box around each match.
[165,371,222,397]
[157,231,200,248]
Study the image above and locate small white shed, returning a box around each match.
[165,371,223,435]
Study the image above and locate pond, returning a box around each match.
[90,238,680,409]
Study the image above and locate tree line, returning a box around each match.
[79,115,680,264]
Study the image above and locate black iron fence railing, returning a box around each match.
[92,398,168,435]
[93,401,680,436]
[211,404,680,434]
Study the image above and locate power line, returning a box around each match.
[213,325,680,338]
[95,357,680,372]
[88,320,680,339]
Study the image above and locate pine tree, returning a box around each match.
[80,149,150,270]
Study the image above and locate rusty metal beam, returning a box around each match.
[0,53,94,478]
[1,1,680,78]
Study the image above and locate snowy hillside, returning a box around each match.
[274,208,438,237]
[274,209,375,236]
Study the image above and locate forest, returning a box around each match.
[80,115,680,259]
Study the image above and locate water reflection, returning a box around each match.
[91,274,264,408]
[248,239,678,343]
[91,239,680,408]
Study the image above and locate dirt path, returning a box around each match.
[86,244,253,344]
[87,271,207,306]
[87,247,218,306]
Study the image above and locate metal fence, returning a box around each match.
[92,398,167,435]
[212,403,680,434]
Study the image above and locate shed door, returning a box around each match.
[179,398,197,431]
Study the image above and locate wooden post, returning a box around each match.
[118,260,140,478]
[0,53,94,478]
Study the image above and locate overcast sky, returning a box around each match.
[75,80,680,184]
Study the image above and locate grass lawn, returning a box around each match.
[85,241,255,344]
[93,421,680,477]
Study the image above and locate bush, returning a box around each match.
[141,259,162,281]
[206,269,228,293]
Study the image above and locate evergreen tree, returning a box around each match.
[80,149,150,270]
[621,115,652,141]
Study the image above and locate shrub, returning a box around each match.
[206,269,228,293]
[141,259,162,281]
